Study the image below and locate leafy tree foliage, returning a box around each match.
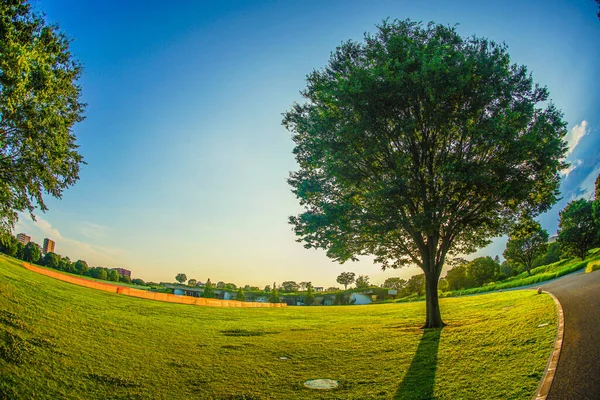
[383,277,407,291]
[175,273,187,284]
[326,286,340,291]
[355,275,370,289]
[132,278,145,286]
[187,279,197,286]
[438,278,449,292]
[281,281,299,292]
[405,274,425,297]
[503,217,549,276]
[0,234,18,256]
[216,281,225,289]
[15,241,23,259]
[236,287,245,302]
[119,274,131,284]
[108,269,120,282]
[96,268,107,281]
[536,241,561,267]
[44,252,60,269]
[269,288,280,303]
[263,285,271,293]
[299,281,311,291]
[203,279,215,298]
[74,259,88,275]
[283,19,567,327]
[466,257,499,287]
[336,272,356,290]
[499,260,519,279]
[0,0,86,234]
[444,264,470,291]
[558,199,598,260]
[305,285,315,305]
[22,242,40,263]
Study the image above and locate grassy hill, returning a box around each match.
[1,255,557,399]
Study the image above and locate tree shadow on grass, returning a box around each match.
[395,328,442,400]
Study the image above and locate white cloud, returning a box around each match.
[579,164,600,199]
[561,159,583,177]
[14,215,126,268]
[79,222,109,239]
[565,120,589,157]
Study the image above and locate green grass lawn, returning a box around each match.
[0,255,557,399]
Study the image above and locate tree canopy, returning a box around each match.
[503,217,549,276]
[175,273,187,284]
[0,0,86,235]
[336,272,356,290]
[22,241,40,263]
[558,199,597,260]
[283,19,567,327]
[355,275,370,288]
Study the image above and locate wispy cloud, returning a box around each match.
[562,159,583,177]
[14,216,126,267]
[579,164,600,199]
[565,120,589,157]
[79,222,110,239]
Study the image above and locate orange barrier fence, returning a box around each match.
[21,262,286,308]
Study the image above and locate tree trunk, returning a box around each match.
[423,271,445,329]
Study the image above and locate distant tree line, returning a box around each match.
[0,235,144,286]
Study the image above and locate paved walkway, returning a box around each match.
[541,270,600,399]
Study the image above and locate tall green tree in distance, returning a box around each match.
[336,272,356,290]
[203,279,215,298]
[236,287,245,302]
[284,19,567,328]
[355,275,370,289]
[0,0,86,235]
[175,273,187,284]
[503,217,549,276]
[558,199,597,260]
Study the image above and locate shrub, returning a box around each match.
[586,260,600,273]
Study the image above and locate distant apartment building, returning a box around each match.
[43,238,56,254]
[111,268,131,278]
[16,233,31,245]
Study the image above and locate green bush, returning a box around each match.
[585,260,600,273]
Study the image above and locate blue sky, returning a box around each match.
[16,0,600,287]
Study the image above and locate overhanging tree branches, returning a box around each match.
[0,0,85,234]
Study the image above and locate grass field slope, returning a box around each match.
[0,255,557,399]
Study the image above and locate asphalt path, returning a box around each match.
[540,269,600,400]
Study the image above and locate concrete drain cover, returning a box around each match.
[304,379,338,390]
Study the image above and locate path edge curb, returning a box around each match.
[533,290,564,400]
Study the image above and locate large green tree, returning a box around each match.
[503,217,549,276]
[558,199,597,260]
[283,20,567,328]
[0,0,86,235]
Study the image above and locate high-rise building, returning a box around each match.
[111,268,131,278]
[43,238,55,254]
[17,233,31,245]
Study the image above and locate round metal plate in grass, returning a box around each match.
[304,379,338,390]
